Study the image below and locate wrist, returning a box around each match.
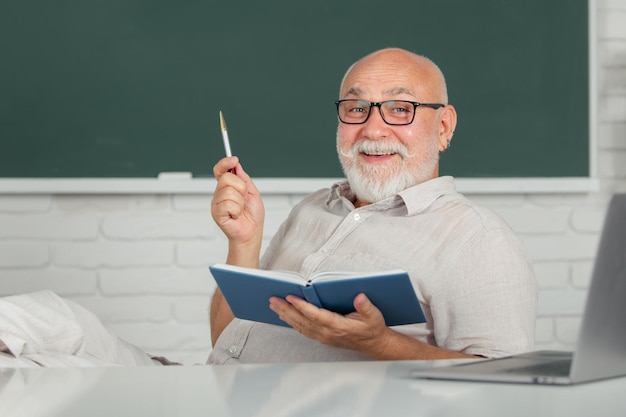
[226,236,262,268]
[360,327,398,360]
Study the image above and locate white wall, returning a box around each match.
[1,0,625,365]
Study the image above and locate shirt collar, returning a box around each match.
[326,176,457,215]
[398,176,457,215]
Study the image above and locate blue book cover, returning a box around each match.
[209,264,426,327]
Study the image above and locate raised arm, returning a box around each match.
[210,156,265,344]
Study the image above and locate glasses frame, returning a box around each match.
[335,99,445,126]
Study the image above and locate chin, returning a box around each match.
[344,167,408,203]
[342,159,438,203]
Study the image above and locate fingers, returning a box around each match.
[213,156,250,185]
[212,182,245,221]
[213,157,261,199]
[213,156,239,179]
[269,295,346,341]
[270,294,374,328]
[269,296,322,330]
[212,157,252,221]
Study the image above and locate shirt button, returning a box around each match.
[353,213,361,221]
[228,345,238,355]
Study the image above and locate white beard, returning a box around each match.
[339,139,439,203]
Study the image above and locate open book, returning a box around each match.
[209,264,426,327]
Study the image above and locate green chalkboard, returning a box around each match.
[0,0,589,178]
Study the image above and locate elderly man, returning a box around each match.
[208,47,537,364]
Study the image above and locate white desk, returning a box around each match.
[1,361,624,417]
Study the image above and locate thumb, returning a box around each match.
[353,293,376,317]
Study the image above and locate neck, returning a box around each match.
[431,162,440,179]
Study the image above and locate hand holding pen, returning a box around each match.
[212,111,265,266]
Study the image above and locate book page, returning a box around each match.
[309,270,406,283]
[211,264,307,285]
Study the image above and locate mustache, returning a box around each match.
[339,140,416,159]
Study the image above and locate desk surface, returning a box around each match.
[1,360,625,417]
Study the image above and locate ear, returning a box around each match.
[437,104,457,153]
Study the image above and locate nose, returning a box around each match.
[361,105,391,139]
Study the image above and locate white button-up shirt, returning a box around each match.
[208,176,537,364]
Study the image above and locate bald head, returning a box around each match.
[340,48,448,103]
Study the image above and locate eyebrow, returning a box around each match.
[345,87,364,96]
[343,86,417,98]
[384,87,416,97]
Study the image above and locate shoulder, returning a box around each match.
[432,190,514,234]
[427,194,530,265]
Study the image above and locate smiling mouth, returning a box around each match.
[349,139,410,159]
[362,151,398,157]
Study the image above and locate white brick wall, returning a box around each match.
[1,0,625,364]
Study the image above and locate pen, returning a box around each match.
[219,111,235,173]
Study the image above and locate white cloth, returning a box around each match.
[0,290,161,367]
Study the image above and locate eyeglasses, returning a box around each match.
[335,99,445,126]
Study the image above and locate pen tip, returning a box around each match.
[219,111,227,131]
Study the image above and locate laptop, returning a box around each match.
[414,194,626,385]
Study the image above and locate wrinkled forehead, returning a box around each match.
[339,53,443,101]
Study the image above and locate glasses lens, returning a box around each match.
[337,100,370,123]
[380,101,415,125]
